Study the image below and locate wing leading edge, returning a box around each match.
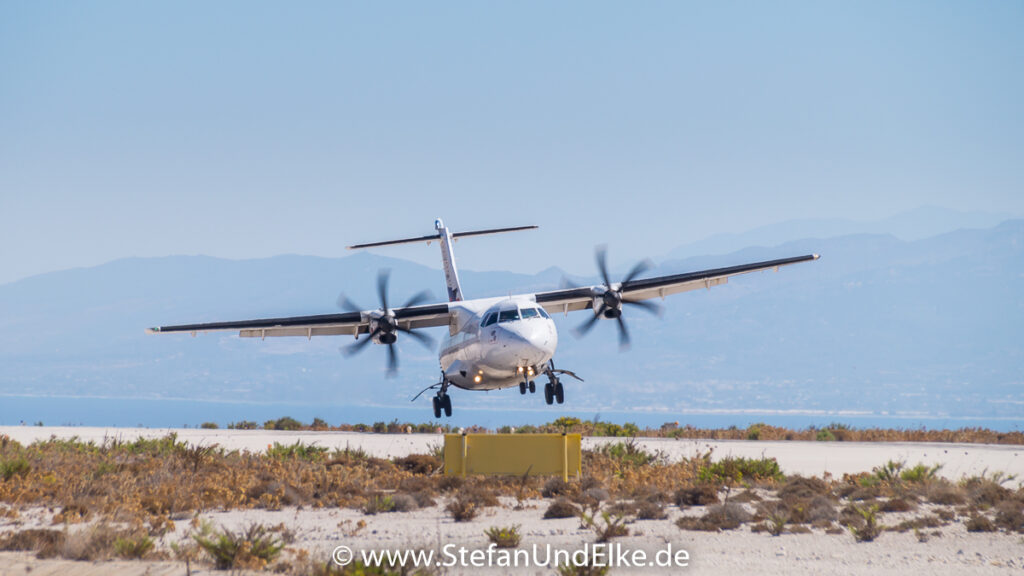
[533,254,819,314]
[147,303,451,339]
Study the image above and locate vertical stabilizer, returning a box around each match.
[346,220,537,303]
[434,219,464,302]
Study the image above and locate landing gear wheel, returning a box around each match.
[519,382,527,395]
[441,394,452,417]
[432,396,442,419]
[544,383,554,405]
[554,381,564,404]
[528,380,536,393]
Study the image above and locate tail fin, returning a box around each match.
[347,219,537,302]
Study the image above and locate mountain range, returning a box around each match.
[1,216,1021,421]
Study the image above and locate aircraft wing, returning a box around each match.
[147,303,451,339]
[533,254,819,314]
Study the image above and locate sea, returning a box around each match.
[0,395,1019,432]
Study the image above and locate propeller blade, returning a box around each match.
[342,328,379,357]
[400,289,433,309]
[377,269,390,311]
[573,305,605,338]
[621,259,653,286]
[397,326,436,350]
[615,315,631,350]
[336,293,362,313]
[595,245,612,288]
[623,298,663,315]
[386,343,398,376]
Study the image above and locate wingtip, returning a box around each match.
[146,327,160,334]
[812,253,821,260]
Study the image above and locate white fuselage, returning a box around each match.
[439,296,558,391]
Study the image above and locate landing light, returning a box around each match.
[473,375,482,383]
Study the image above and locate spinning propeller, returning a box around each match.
[572,246,662,350]
[338,269,435,376]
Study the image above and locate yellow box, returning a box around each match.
[444,433,582,481]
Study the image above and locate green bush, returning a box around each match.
[816,429,836,442]
[114,535,154,559]
[698,456,783,484]
[194,524,284,570]
[266,441,328,462]
[264,417,303,431]
[485,525,521,548]
[0,457,31,481]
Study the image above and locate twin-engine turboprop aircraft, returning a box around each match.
[149,219,818,418]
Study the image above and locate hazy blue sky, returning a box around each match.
[2,1,1021,284]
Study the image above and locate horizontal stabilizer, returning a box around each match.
[348,225,537,250]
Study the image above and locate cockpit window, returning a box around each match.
[482,312,497,327]
[538,307,550,319]
[498,309,520,323]
[520,308,540,319]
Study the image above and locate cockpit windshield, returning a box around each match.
[497,309,520,323]
[520,308,539,319]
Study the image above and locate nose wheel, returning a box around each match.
[519,380,537,395]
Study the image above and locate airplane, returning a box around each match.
[148,219,819,418]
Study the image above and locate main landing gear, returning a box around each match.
[541,360,583,406]
[543,379,564,405]
[431,378,453,419]
[432,391,452,419]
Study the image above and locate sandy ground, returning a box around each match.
[2,426,1023,480]
[2,497,1023,576]
[2,427,1023,575]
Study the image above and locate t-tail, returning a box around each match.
[347,219,538,302]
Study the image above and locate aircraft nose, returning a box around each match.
[498,321,554,362]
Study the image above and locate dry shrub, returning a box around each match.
[636,499,667,520]
[880,497,915,513]
[391,493,419,512]
[927,482,966,506]
[889,514,944,532]
[605,500,637,517]
[457,483,499,508]
[965,514,997,532]
[446,497,478,522]
[393,454,441,475]
[0,528,66,558]
[995,500,1024,532]
[676,503,751,532]
[779,476,831,501]
[731,489,762,503]
[674,485,719,508]
[542,477,574,498]
[544,498,579,519]
[437,475,464,493]
[964,477,1011,507]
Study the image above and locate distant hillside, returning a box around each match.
[666,206,1014,260]
[0,220,1021,419]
